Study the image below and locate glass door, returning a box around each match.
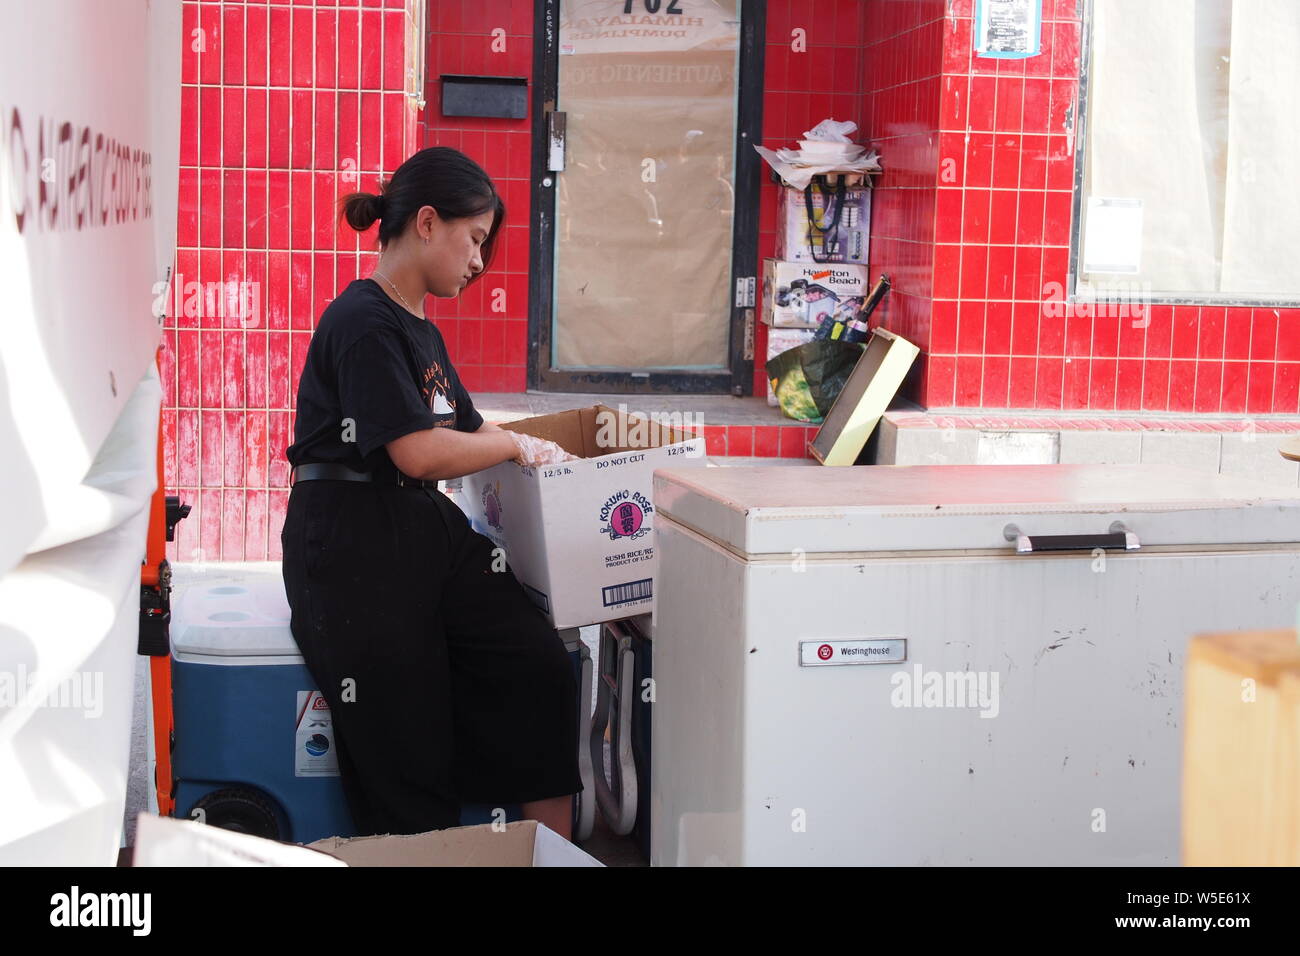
[529,0,765,393]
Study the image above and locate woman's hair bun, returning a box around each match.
[339,191,386,232]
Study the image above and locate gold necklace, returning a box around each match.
[372,270,421,317]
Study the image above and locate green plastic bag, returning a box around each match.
[766,340,865,423]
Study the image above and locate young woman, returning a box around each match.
[281,147,581,839]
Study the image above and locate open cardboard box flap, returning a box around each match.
[132,813,602,867]
[308,819,601,867]
[500,404,695,458]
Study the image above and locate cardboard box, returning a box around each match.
[774,182,871,263]
[1182,630,1300,866]
[761,258,872,328]
[459,405,706,629]
[133,812,602,866]
[764,327,818,406]
[308,820,603,867]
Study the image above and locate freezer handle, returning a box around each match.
[1003,522,1140,554]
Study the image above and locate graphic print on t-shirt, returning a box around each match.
[421,360,457,426]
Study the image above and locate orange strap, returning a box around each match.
[141,348,175,817]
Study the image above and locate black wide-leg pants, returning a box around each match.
[280,479,581,836]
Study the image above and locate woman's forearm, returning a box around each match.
[387,426,517,481]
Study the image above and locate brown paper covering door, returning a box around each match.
[554,2,739,370]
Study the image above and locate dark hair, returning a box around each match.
[339,147,506,285]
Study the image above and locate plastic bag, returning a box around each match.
[765,340,866,423]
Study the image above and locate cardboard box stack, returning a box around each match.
[761,258,874,406]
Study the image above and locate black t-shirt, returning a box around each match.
[286,278,484,474]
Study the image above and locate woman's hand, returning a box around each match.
[507,431,580,466]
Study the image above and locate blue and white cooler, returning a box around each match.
[169,564,593,844]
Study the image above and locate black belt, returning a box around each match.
[290,462,437,490]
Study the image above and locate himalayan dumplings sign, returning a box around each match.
[559,0,739,56]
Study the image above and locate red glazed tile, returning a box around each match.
[269,4,292,86]
[222,169,244,250]
[982,356,1010,407]
[925,356,957,407]
[1144,305,1173,359]
[200,409,223,485]
[1220,361,1248,413]
[176,409,200,487]
[1166,361,1196,412]
[985,301,1012,353]
[962,188,991,244]
[955,356,983,406]
[753,426,780,457]
[268,89,291,168]
[1144,361,1175,413]
[1008,356,1037,407]
[1246,362,1275,414]
[1193,361,1223,414]
[994,77,1024,132]
[960,245,988,300]
[314,92,337,171]
[292,7,314,87]
[1115,360,1143,410]
[1088,359,1117,410]
[1276,309,1300,362]
[1223,308,1252,360]
[1035,357,1064,409]
[198,2,222,85]
[1273,363,1300,414]
[244,490,269,561]
[986,246,1015,300]
[222,4,244,85]
[1251,308,1280,360]
[1171,306,1200,361]
[246,4,268,88]
[1015,190,1044,245]
[291,89,313,169]
[965,133,994,187]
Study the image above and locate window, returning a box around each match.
[1073,0,1300,304]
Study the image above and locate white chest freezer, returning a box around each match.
[648,464,1300,866]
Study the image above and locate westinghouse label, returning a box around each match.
[799,639,906,667]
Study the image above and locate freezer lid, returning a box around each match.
[652,464,1300,555]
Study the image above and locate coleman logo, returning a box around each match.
[599,490,653,540]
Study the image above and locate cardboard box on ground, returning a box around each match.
[458,404,707,629]
[133,813,602,866]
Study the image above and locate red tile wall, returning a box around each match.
[419,0,533,394]
[163,0,415,563]
[858,0,946,403]
[867,0,1300,413]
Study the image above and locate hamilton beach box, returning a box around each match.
[458,405,707,629]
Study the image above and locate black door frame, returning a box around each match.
[527,0,766,394]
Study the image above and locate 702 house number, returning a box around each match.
[624,0,685,13]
